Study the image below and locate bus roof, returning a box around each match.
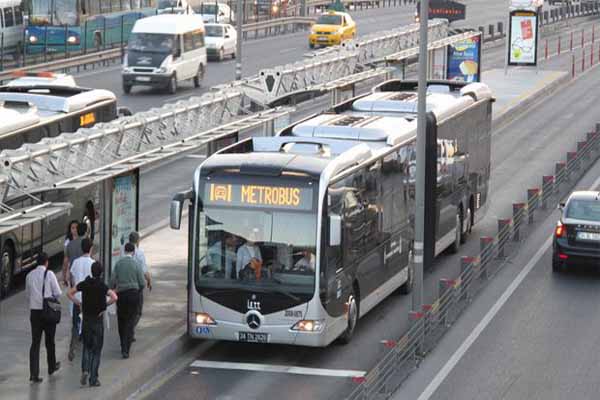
[0,85,116,114]
[132,14,205,34]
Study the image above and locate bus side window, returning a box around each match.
[4,7,13,27]
[13,6,22,25]
[183,32,194,52]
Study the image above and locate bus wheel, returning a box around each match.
[193,64,204,88]
[460,206,472,244]
[167,74,177,94]
[0,244,13,299]
[339,288,359,344]
[449,209,462,254]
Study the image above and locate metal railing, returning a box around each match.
[343,125,600,400]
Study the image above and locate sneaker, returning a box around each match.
[80,372,89,386]
[122,352,129,359]
[29,377,43,384]
[49,362,61,375]
[89,380,101,387]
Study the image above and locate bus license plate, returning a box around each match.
[238,332,268,343]
[577,231,600,241]
[136,76,151,82]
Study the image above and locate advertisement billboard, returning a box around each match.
[508,10,538,66]
[447,34,481,82]
[110,171,139,271]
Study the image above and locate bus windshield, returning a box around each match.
[196,207,317,294]
[128,33,176,53]
[29,0,78,25]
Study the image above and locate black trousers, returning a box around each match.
[133,289,143,331]
[81,316,104,384]
[116,289,140,354]
[29,310,57,379]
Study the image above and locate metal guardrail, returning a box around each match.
[342,125,600,400]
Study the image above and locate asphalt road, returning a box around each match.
[74,0,511,114]
[135,17,600,400]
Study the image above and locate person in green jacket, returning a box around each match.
[111,243,145,359]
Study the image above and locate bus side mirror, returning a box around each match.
[170,189,194,230]
[329,214,342,246]
[170,199,183,230]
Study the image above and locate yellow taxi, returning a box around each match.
[308,10,356,48]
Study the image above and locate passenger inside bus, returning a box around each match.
[205,232,238,279]
[236,229,263,280]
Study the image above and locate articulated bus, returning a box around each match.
[170,79,493,346]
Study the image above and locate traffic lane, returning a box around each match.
[427,211,600,399]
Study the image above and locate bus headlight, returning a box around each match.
[29,35,38,44]
[291,320,324,332]
[67,35,79,45]
[195,312,217,325]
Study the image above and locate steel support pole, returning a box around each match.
[235,0,243,80]
[412,0,428,312]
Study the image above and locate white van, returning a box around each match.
[122,14,207,94]
[0,0,24,60]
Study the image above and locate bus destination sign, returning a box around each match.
[205,183,313,210]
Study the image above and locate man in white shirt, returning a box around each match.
[129,231,152,336]
[67,238,94,361]
[25,252,62,383]
[206,233,238,279]
[236,229,263,280]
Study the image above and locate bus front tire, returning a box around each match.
[338,287,359,344]
[399,263,413,295]
[0,244,14,299]
[167,74,177,94]
[460,203,472,244]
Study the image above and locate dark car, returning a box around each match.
[553,191,600,272]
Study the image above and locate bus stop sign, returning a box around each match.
[416,0,466,23]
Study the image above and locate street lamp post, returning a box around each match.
[412,0,428,313]
[236,0,243,80]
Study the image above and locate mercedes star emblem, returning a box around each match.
[246,313,261,330]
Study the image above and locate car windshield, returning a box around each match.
[566,199,600,221]
[195,206,317,294]
[29,0,78,25]
[198,3,217,13]
[205,25,224,37]
[128,33,176,53]
[316,14,342,25]
[158,0,179,8]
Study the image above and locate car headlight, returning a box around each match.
[67,35,79,44]
[195,312,217,325]
[29,35,38,43]
[122,67,133,73]
[157,67,168,73]
[291,320,324,332]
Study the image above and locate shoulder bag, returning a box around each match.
[41,269,62,325]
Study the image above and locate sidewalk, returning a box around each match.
[0,67,569,400]
[0,221,189,400]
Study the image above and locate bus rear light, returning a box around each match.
[291,320,324,332]
[555,223,565,238]
[195,312,216,325]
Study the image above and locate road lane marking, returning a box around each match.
[189,360,366,378]
[416,173,600,400]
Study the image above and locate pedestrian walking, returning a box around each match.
[26,253,61,383]
[111,243,145,359]
[68,238,95,362]
[63,222,87,287]
[128,231,152,338]
[67,262,117,387]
